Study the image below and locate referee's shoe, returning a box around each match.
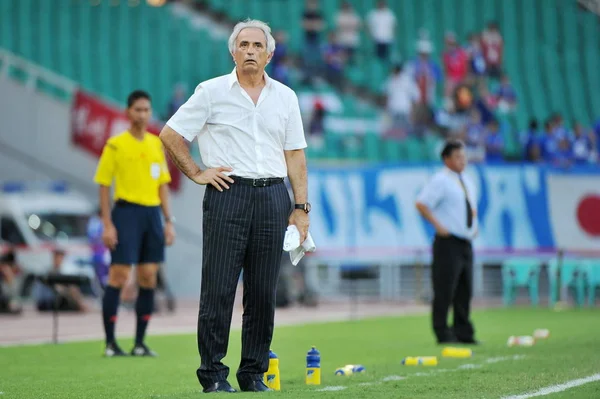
[104,342,127,357]
[130,342,158,357]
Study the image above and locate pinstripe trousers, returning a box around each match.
[196,180,291,388]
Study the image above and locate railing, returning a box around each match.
[302,248,600,304]
[0,48,77,100]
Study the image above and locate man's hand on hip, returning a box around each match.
[289,210,310,244]
[192,167,234,192]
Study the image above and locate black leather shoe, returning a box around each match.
[202,381,237,393]
[458,338,481,345]
[239,380,273,392]
[437,337,460,344]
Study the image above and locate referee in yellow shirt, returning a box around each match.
[94,90,176,357]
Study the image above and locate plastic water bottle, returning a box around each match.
[533,329,550,339]
[334,364,366,376]
[441,347,473,358]
[305,346,321,385]
[401,356,438,366]
[507,336,535,347]
[264,350,280,391]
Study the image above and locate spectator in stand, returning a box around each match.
[410,39,442,108]
[552,137,573,167]
[366,0,396,62]
[551,113,569,140]
[522,119,542,162]
[540,119,559,162]
[87,207,109,288]
[32,248,89,312]
[302,0,324,46]
[271,55,292,87]
[442,32,469,99]
[308,100,326,148]
[384,63,420,137]
[594,118,600,154]
[301,0,325,85]
[335,1,361,65]
[269,31,288,73]
[166,83,187,120]
[464,109,486,163]
[473,85,495,126]
[322,32,347,91]
[484,119,504,162]
[492,74,517,113]
[270,30,292,86]
[572,121,596,164]
[481,21,503,79]
[465,32,486,89]
[0,249,22,314]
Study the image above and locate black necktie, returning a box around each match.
[458,175,473,228]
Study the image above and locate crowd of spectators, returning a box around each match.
[171,0,599,166]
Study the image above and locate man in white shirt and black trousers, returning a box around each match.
[416,140,479,345]
[159,19,310,393]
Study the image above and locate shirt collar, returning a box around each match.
[227,67,272,89]
[444,166,462,178]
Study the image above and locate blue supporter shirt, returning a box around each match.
[539,134,558,161]
[572,135,592,164]
[485,131,504,162]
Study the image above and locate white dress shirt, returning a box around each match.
[417,167,478,240]
[166,68,307,179]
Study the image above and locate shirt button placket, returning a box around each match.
[254,110,264,176]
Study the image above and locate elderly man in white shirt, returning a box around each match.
[159,19,310,393]
[415,140,479,345]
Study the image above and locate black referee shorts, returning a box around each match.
[110,200,164,265]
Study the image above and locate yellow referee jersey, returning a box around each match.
[93,131,171,206]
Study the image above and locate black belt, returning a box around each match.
[230,176,284,187]
[436,234,471,245]
[115,199,136,207]
[114,199,154,208]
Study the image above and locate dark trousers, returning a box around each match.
[196,180,291,388]
[431,235,475,342]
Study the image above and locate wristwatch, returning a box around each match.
[295,203,311,214]
[165,216,176,224]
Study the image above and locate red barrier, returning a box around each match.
[71,89,182,191]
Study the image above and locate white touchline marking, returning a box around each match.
[382,375,405,382]
[501,373,600,399]
[317,386,347,392]
[458,364,483,370]
[358,382,377,387]
[486,356,511,363]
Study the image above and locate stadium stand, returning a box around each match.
[1,0,598,163]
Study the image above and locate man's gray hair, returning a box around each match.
[228,19,276,55]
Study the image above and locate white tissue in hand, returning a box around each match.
[283,225,301,251]
[283,225,316,266]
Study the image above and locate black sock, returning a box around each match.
[102,285,121,345]
[135,287,155,345]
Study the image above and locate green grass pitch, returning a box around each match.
[1,308,599,398]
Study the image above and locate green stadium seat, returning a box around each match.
[363,132,381,162]
[3,0,599,163]
[547,258,586,308]
[381,139,405,162]
[405,137,425,162]
[501,258,541,306]
[582,260,600,307]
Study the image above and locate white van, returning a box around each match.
[0,181,96,279]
